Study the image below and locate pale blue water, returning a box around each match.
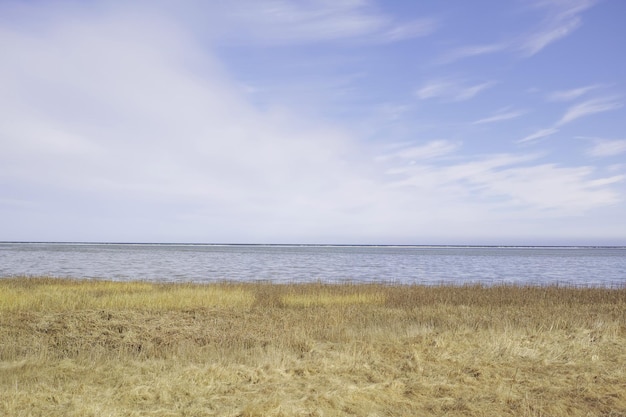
[0,243,625,287]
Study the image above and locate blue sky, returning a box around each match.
[1,0,625,245]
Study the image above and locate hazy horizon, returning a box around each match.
[2,241,625,248]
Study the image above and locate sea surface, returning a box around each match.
[1,243,625,287]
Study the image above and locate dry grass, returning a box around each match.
[0,277,253,311]
[1,277,626,416]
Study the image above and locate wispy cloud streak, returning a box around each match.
[586,139,626,157]
[518,96,621,143]
[547,84,602,101]
[379,18,439,43]
[437,42,508,64]
[519,128,560,143]
[377,140,459,161]
[435,0,600,64]
[473,108,525,125]
[210,0,438,45]
[416,78,496,102]
[556,97,622,126]
[386,153,623,215]
[518,0,599,56]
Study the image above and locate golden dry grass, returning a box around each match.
[1,277,626,416]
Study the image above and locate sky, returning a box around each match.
[1,0,625,245]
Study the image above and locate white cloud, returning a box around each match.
[377,140,459,161]
[0,0,623,244]
[517,96,622,144]
[586,139,626,157]
[387,153,623,215]
[202,0,437,45]
[375,103,411,121]
[518,128,560,143]
[0,9,381,237]
[416,78,496,102]
[379,18,438,42]
[556,97,623,126]
[438,42,508,64]
[472,108,526,125]
[547,84,601,101]
[434,0,600,63]
[477,165,623,213]
[518,0,598,56]
[519,16,581,56]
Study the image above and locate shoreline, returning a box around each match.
[3,274,626,289]
[3,241,626,249]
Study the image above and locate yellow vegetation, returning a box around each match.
[0,277,253,311]
[1,277,625,416]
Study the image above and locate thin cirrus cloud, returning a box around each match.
[555,96,623,127]
[518,0,598,56]
[377,140,459,161]
[472,108,526,125]
[385,152,622,215]
[207,0,438,45]
[437,42,509,64]
[434,0,598,65]
[519,128,560,143]
[585,139,626,157]
[546,84,602,101]
[416,78,496,102]
[378,18,439,43]
[519,96,622,143]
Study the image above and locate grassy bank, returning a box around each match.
[1,277,625,416]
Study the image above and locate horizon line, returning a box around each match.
[1,241,625,249]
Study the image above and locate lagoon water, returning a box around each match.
[1,243,625,287]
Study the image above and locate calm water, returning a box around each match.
[1,243,625,287]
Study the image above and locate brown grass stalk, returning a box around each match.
[1,277,625,416]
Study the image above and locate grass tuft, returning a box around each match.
[1,276,626,416]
